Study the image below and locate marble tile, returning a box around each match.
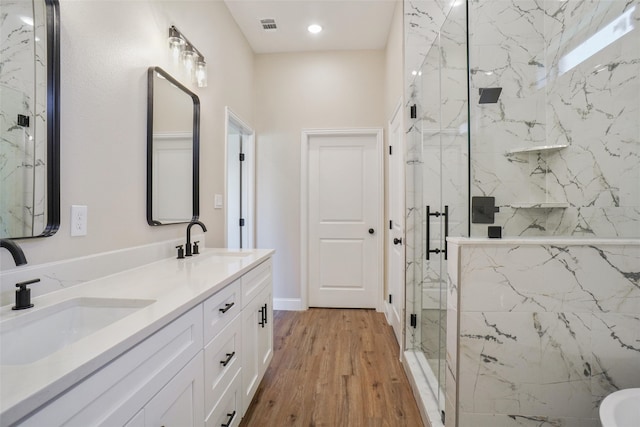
[591,313,640,404]
[468,0,640,238]
[458,412,599,427]
[459,311,593,418]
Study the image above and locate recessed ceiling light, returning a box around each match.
[308,24,322,34]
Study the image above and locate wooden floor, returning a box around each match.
[240,309,424,427]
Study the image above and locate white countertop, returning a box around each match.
[0,248,274,425]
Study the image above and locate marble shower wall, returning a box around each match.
[447,239,640,427]
[469,0,640,238]
[0,0,47,237]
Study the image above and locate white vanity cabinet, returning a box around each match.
[241,261,274,413]
[140,351,205,427]
[17,305,204,427]
[12,256,273,427]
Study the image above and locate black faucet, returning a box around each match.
[185,220,207,257]
[0,239,27,266]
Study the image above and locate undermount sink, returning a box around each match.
[0,297,155,365]
[600,388,640,427]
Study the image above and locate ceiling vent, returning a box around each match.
[260,18,277,31]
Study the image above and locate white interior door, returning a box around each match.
[225,108,255,249]
[387,103,405,347]
[306,130,382,309]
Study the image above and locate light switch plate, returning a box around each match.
[71,205,87,236]
[214,194,223,209]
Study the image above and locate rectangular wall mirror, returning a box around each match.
[0,0,60,239]
[147,66,200,226]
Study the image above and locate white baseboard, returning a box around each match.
[273,298,304,311]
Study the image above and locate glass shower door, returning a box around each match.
[405,3,468,421]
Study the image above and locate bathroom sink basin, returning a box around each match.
[0,297,155,365]
[600,388,640,427]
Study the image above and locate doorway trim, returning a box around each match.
[300,128,384,311]
[224,107,255,248]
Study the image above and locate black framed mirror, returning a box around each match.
[0,0,60,239]
[146,67,200,226]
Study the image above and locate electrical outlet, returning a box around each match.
[71,205,87,236]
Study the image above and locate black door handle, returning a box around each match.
[393,238,402,245]
[368,228,375,234]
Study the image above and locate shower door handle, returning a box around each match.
[426,205,448,260]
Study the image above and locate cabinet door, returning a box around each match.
[145,351,205,427]
[241,285,273,413]
[241,293,261,413]
[256,286,273,377]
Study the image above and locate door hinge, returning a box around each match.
[239,153,245,162]
[410,104,417,119]
[239,218,245,227]
[410,313,417,328]
[17,114,30,127]
[389,220,393,230]
[388,294,392,304]
[389,145,393,155]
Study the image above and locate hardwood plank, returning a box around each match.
[240,309,424,427]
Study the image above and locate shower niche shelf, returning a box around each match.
[507,144,568,155]
[510,202,569,209]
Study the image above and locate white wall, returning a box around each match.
[254,50,386,304]
[1,0,254,270]
[385,0,404,119]
[383,0,404,297]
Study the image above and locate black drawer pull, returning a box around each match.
[221,410,236,427]
[219,302,235,313]
[220,351,235,367]
[263,303,268,325]
[258,306,265,327]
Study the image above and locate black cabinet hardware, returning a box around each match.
[393,237,403,245]
[262,304,268,326]
[221,411,236,427]
[426,205,449,260]
[219,302,235,313]
[259,306,266,327]
[220,352,236,367]
[368,228,375,235]
[410,313,417,328]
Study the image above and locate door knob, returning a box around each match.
[393,238,403,245]
[369,228,375,235]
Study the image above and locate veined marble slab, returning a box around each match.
[448,239,640,426]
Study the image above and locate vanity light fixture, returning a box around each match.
[167,25,207,88]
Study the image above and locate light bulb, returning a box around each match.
[168,27,185,63]
[181,46,197,74]
[195,60,207,88]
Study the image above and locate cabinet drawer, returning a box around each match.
[203,279,241,344]
[204,313,242,416]
[241,260,271,308]
[18,306,203,427]
[205,370,242,427]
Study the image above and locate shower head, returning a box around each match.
[478,87,502,104]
